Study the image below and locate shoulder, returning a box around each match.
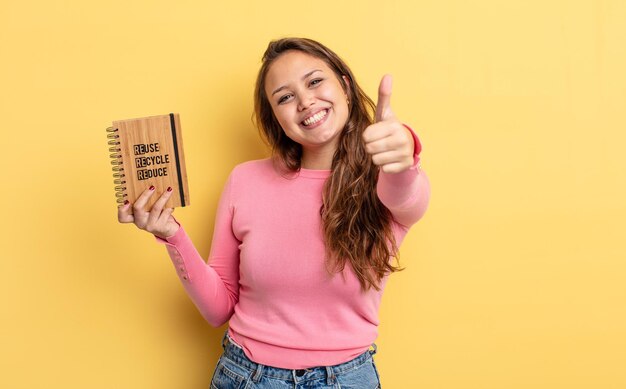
[224,158,282,202]
[226,158,280,189]
[230,157,274,178]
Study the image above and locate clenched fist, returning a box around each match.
[362,74,415,174]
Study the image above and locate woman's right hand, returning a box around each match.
[117,185,180,240]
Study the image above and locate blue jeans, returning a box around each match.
[209,329,381,388]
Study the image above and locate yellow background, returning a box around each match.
[1,0,624,388]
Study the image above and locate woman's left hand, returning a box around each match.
[362,74,415,174]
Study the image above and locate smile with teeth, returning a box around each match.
[302,109,328,126]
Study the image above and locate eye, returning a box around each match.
[310,78,323,86]
[278,94,292,104]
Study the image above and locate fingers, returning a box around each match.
[371,150,412,174]
[380,162,408,174]
[362,121,395,145]
[147,188,174,227]
[117,201,134,223]
[133,185,157,215]
[117,184,176,239]
[157,207,175,226]
[118,185,172,229]
[370,150,403,166]
[363,120,409,148]
[125,186,156,228]
[363,120,414,174]
[367,74,415,174]
[375,74,393,123]
[364,135,404,155]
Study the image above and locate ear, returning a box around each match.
[342,75,352,106]
[341,75,350,91]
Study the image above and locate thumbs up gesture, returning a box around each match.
[362,74,415,174]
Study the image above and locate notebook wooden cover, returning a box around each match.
[107,113,190,211]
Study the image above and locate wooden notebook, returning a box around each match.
[106,113,190,211]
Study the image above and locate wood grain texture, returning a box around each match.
[110,113,190,211]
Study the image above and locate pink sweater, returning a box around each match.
[154,126,430,369]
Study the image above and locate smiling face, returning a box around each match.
[264,50,350,165]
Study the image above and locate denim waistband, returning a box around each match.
[219,329,378,384]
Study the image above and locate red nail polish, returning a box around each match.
[149,185,155,191]
[167,186,172,192]
[124,200,129,205]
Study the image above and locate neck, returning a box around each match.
[301,147,334,170]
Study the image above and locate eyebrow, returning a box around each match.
[271,69,322,96]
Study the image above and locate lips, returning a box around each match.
[301,108,329,126]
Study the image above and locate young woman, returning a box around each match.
[118,37,431,388]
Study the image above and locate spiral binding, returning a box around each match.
[106,126,127,204]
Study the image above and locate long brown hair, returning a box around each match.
[253,37,405,292]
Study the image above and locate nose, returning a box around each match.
[297,91,315,111]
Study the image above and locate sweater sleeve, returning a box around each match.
[153,170,240,327]
[376,123,431,229]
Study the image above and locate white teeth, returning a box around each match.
[303,109,328,126]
